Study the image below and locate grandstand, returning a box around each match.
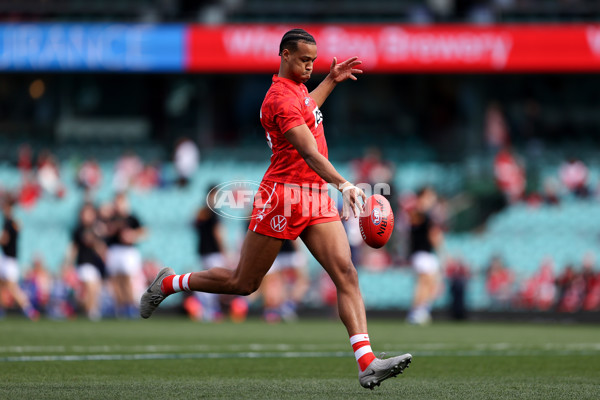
[1,0,600,317]
[2,153,599,312]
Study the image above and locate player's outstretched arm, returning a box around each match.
[310,56,363,108]
[284,124,365,220]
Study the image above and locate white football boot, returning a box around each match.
[140,267,174,319]
[359,353,412,390]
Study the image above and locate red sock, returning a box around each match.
[160,273,192,295]
[350,333,376,372]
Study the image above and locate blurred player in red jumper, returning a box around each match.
[141,28,411,389]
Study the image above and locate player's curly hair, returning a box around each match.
[279,29,316,56]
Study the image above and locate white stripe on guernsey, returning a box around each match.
[349,334,370,346]
[182,273,191,291]
[253,182,278,232]
[262,182,277,212]
[354,345,373,360]
[172,275,181,292]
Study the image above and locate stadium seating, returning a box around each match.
[445,200,600,277]
[2,157,600,311]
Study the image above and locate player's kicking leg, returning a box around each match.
[300,221,412,389]
[140,231,283,319]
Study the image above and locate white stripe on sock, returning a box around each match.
[350,334,370,346]
[182,273,191,291]
[354,345,373,361]
[172,275,181,292]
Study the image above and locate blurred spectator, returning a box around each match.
[174,137,199,188]
[66,203,107,320]
[23,255,53,313]
[113,151,143,192]
[77,159,102,197]
[319,271,338,313]
[582,263,600,311]
[352,147,394,187]
[494,145,526,203]
[484,101,509,153]
[518,258,556,311]
[192,186,228,321]
[555,263,576,300]
[406,186,444,325]
[36,150,65,198]
[408,4,434,23]
[427,0,453,19]
[555,264,584,312]
[18,175,40,209]
[445,257,470,320]
[393,193,417,264]
[541,177,561,206]
[190,186,247,322]
[105,193,146,318]
[0,196,39,320]
[46,263,79,320]
[536,258,558,310]
[525,177,561,208]
[581,254,600,311]
[95,202,115,242]
[134,163,161,191]
[261,239,308,323]
[559,158,589,198]
[486,255,514,309]
[342,215,364,266]
[17,144,33,174]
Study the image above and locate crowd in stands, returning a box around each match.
[11,139,199,210]
[1,139,600,321]
[488,101,600,206]
[484,254,600,312]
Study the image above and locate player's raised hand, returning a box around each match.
[330,56,363,83]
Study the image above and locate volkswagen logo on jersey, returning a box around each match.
[270,215,288,232]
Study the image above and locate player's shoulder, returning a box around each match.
[264,83,301,109]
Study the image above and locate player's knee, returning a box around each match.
[342,264,359,286]
[231,277,262,296]
[330,257,359,287]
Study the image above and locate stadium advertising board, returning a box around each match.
[1,23,600,72]
[0,23,185,71]
[187,24,600,73]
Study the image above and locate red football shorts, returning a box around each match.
[249,181,340,240]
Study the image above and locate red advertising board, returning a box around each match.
[186,24,600,73]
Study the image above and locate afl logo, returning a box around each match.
[371,208,382,226]
[304,97,310,106]
[270,215,288,232]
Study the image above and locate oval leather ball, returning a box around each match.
[359,194,394,249]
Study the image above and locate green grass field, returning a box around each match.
[0,317,598,399]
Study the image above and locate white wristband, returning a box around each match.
[340,181,353,192]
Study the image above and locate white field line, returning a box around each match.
[1,348,600,363]
[1,342,599,354]
[0,343,344,354]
